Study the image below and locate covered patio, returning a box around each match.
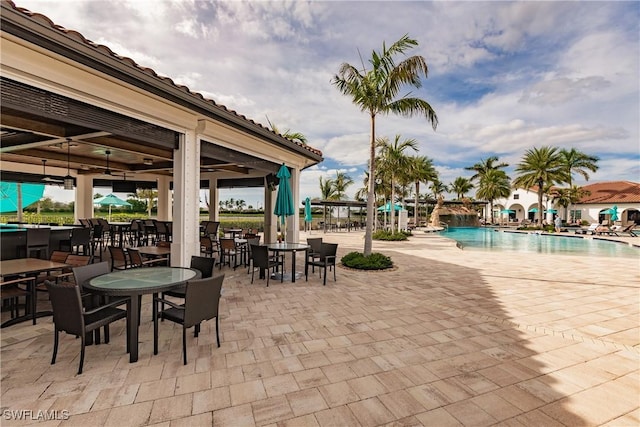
[1,1,322,265]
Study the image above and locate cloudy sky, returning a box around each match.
[18,0,639,207]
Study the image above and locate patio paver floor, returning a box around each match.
[1,230,638,426]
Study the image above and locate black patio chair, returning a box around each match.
[45,280,126,374]
[153,275,225,365]
[305,243,338,286]
[249,244,283,287]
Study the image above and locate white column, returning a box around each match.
[172,131,200,266]
[209,177,219,221]
[75,175,94,221]
[287,167,300,243]
[157,176,171,221]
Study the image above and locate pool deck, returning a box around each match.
[1,230,638,426]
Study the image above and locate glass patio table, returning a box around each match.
[86,266,199,362]
[265,242,310,283]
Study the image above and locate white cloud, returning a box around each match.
[15,0,639,207]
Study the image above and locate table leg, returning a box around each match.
[291,250,297,283]
[127,294,140,362]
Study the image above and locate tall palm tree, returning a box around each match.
[559,148,599,219]
[450,177,473,200]
[407,155,437,227]
[513,146,569,226]
[319,176,337,229]
[333,171,354,226]
[375,135,417,231]
[466,156,509,183]
[475,169,511,224]
[333,171,354,200]
[430,179,448,200]
[332,34,438,255]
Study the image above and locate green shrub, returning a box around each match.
[372,230,409,241]
[341,251,393,270]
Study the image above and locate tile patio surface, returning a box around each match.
[1,230,639,426]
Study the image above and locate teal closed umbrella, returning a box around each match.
[94,193,131,222]
[273,164,294,239]
[610,205,618,221]
[0,182,44,213]
[304,197,312,231]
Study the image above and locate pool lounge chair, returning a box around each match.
[609,224,638,237]
[575,223,599,235]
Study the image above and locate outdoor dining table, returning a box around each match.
[133,245,172,260]
[0,258,70,327]
[85,266,200,362]
[265,242,310,283]
[109,222,131,247]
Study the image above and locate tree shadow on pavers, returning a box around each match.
[228,247,602,426]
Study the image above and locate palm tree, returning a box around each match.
[407,155,437,228]
[475,169,511,224]
[466,156,509,183]
[319,176,337,229]
[430,179,448,200]
[135,188,157,217]
[375,135,417,231]
[332,34,438,255]
[559,148,599,219]
[450,177,473,200]
[333,171,354,227]
[333,171,354,200]
[266,116,307,145]
[513,146,569,226]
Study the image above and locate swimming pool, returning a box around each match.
[438,227,640,258]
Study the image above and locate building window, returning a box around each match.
[513,194,519,200]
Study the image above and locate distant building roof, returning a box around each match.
[579,181,640,204]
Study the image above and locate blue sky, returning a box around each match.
[20,0,639,208]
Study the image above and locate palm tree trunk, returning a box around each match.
[415,181,420,227]
[364,113,376,256]
[390,180,396,232]
[538,179,544,226]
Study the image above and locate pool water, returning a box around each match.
[439,227,640,258]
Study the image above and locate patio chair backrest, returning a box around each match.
[46,280,85,336]
[183,275,224,328]
[72,262,110,288]
[220,238,235,252]
[250,245,271,269]
[320,243,338,262]
[190,256,216,279]
[307,238,322,254]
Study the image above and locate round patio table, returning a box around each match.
[265,242,310,283]
[86,266,199,362]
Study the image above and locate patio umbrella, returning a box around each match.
[94,193,131,222]
[377,202,403,212]
[304,197,312,232]
[545,208,558,214]
[528,207,538,213]
[610,205,618,221]
[273,164,294,240]
[0,182,45,213]
[500,209,515,214]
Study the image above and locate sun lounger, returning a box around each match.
[610,224,638,237]
[575,223,599,235]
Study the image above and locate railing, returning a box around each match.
[439,222,449,232]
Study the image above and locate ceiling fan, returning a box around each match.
[102,149,128,177]
[41,159,64,184]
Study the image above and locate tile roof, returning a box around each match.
[579,181,640,204]
[6,0,322,158]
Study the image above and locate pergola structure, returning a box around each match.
[0,1,323,265]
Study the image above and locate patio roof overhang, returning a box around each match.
[0,1,323,187]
